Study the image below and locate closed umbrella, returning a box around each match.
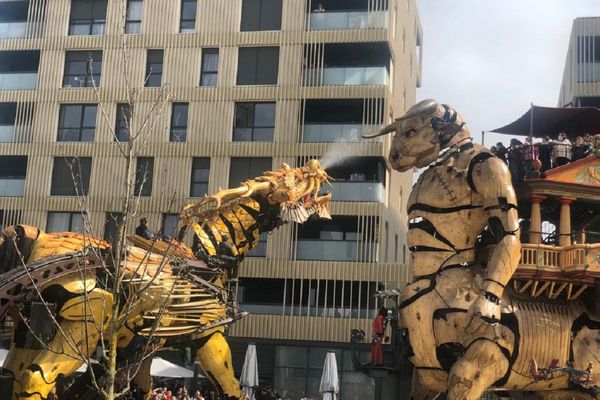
[319,351,339,400]
[240,343,259,400]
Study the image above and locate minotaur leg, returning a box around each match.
[410,371,442,400]
[195,332,242,400]
[447,340,508,400]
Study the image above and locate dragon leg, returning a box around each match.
[446,339,509,400]
[6,286,112,400]
[195,330,242,400]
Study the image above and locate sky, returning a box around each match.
[415,0,600,147]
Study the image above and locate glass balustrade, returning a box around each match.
[0,22,27,39]
[0,73,37,90]
[239,303,282,315]
[0,125,14,142]
[304,66,388,86]
[329,181,384,202]
[309,11,387,30]
[302,124,382,143]
[0,179,25,196]
[295,240,376,261]
[577,63,600,82]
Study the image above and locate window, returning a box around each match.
[125,0,143,34]
[236,47,279,85]
[69,0,107,35]
[57,104,97,142]
[233,102,275,141]
[115,103,132,142]
[190,157,210,197]
[51,157,92,196]
[63,51,102,88]
[161,213,179,237]
[0,103,17,142]
[134,157,154,196]
[145,50,163,87]
[0,50,40,90]
[240,0,282,31]
[170,103,188,142]
[246,232,267,257]
[200,48,219,86]
[0,156,27,196]
[47,212,85,233]
[229,157,271,188]
[179,0,197,33]
[237,278,284,313]
[103,212,123,243]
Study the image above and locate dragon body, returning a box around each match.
[0,160,331,400]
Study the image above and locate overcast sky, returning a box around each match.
[415,0,600,147]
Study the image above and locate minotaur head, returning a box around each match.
[363,99,470,172]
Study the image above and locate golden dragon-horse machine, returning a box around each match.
[0,160,332,400]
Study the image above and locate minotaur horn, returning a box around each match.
[362,99,441,138]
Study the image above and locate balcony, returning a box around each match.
[0,51,39,90]
[304,66,388,86]
[0,2,29,39]
[303,123,382,143]
[329,181,384,202]
[296,239,375,261]
[0,179,25,196]
[577,62,600,83]
[309,10,387,30]
[0,125,13,142]
[240,303,281,315]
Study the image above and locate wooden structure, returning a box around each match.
[512,155,600,301]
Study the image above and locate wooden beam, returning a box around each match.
[532,281,551,298]
[570,285,589,301]
[567,283,573,301]
[530,281,539,297]
[519,280,534,294]
[548,282,556,299]
[550,282,569,299]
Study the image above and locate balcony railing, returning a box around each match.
[295,239,376,262]
[308,10,388,30]
[329,181,384,202]
[0,179,25,196]
[304,66,388,86]
[0,72,37,90]
[302,124,383,143]
[0,22,27,39]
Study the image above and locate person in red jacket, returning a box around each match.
[370,306,388,365]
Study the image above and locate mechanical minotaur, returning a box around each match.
[0,160,331,400]
[363,100,600,400]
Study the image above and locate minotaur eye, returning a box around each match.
[405,128,417,137]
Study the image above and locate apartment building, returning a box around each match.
[0,0,422,398]
[559,17,600,107]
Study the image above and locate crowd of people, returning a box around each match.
[151,384,208,400]
[490,132,600,183]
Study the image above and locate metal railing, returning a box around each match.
[308,10,387,30]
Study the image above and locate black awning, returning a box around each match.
[491,105,600,139]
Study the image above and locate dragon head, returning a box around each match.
[260,159,332,223]
[363,99,471,172]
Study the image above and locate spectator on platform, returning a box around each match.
[521,137,539,179]
[369,306,387,365]
[508,138,523,183]
[552,132,571,167]
[495,142,509,164]
[572,136,589,161]
[536,136,553,172]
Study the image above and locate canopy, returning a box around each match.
[319,351,339,400]
[150,357,195,378]
[491,105,600,139]
[240,344,259,400]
